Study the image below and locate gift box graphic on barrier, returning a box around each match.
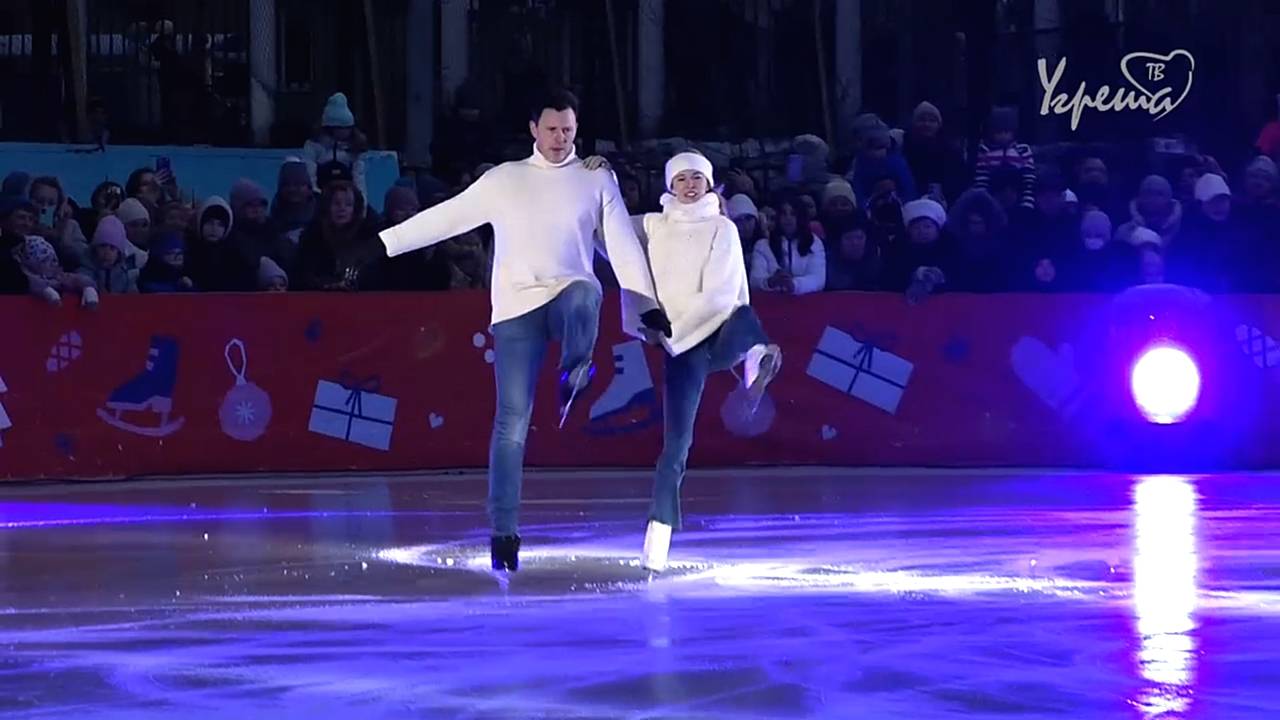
[806,326,913,414]
[307,373,398,451]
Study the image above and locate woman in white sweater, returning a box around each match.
[749,193,827,295]
[621,152,782,572]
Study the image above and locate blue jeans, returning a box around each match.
[489,282,602,535]
[650,305,768,530]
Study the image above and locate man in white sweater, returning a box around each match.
[372,89,672,572]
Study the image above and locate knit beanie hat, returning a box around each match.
[664,152,714,191]
[91,215,130,252]
[278,157,311,188]
[383,185,419,218]
[1194,173,1231,202]
[1139,174,1173,198]
[902,198,947,228]
[822,178,858,208]
[1129,226,1162,248]
[18,236,58,271]
[725,193,759,219]
[912,101,942,124]
[1247,156,1279,184]
[230,178,269,216]
[321,92,356,128]
[257,256,288,289]
[117,197,151,225]
[1080,210,1112,245]
[1063,189,1079,204]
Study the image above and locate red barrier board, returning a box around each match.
[3,290,1279,480]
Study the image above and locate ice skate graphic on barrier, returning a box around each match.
[584,340,659,436]
[0,375,10,446]
[96,336,186,437]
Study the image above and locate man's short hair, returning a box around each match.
[529,88,579,124]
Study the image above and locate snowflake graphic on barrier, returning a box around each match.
[235,401,257,425]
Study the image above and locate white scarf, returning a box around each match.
[529,142,579,169]
[659,192,721,222]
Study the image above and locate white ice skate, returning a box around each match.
[642,520,672,572]
[743,343,782,413]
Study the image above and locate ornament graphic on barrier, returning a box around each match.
[0,375,10,446]
[1235,325,1280,369]
[806,326,914,414]
[584,340,660,436]
[308,373,398,451]
[46,330,83,373]
[96,335,186,437]
[219,339,272,442]
[1009,336,1083,418]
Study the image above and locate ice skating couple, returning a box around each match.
[348,89,781,573]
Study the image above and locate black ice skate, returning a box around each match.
[491,534,521,572]
[96,336,186,437]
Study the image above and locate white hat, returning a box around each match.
[117,197,150,225]
[1194,173,1231,202]
[902,198,947,228]
[1062,188,1079,204]
[664,152,714,191]
[1129,226,1163,248]
[726,194,758,219]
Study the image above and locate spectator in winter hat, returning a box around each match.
[1169,172,1259,292]
[1242,156,1280,208]
[228,178,294,280]
[820,178,858,228]
[1131,227,1166,285]
[1057,209,1136,291]
[847,119,918,206]
[257,256,289,292]
[302,92,370,198]
[383,185,420,226]
[973,106,1037,209]
[903,101,966,203]
[17,235,98,306]
[139,231,194,293]
[187,196,249,292]
[272,157,316,244]
[0,197,37,260]
[78,216,139,294]
[376,185,452,291]
[1116,175,1183,249]
[885,198,949,299]
[116,197,153,267]
[726,193,765,269]
[1063,189,1079,214]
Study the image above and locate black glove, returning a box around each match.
[641,309,673,338]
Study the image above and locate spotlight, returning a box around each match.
[1130,344,1200,425]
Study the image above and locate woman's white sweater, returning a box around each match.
[624,193,750,356]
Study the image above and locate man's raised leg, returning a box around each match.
[548,281,603,426]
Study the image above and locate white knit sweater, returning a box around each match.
[380,146,657,327]
[623,193,750,356]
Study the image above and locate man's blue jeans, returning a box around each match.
[650,305,768,530]
[488,281,602,535]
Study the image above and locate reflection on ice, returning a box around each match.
[1132,475,1200,717]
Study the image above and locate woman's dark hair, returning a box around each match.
[319,180,367,245]
[125,167,154,198]
[529,88,579,123]
[769,192,817,260]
